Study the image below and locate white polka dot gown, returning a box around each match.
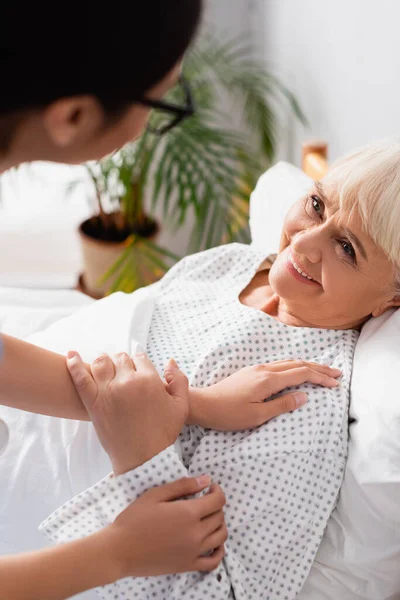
[40,244,358,600]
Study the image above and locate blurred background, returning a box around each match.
[0,0,399,292]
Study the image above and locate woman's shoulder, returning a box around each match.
[185,242,256,267]
[159,243,262,290]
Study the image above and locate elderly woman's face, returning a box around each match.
[268,181,400,329]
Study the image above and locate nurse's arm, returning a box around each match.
[0,334,89,419]
[2,475,223,600]
[0,526,120,600]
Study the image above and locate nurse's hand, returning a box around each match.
[186,360,341,431]
[66,351,189,474]
[107,478,227,577]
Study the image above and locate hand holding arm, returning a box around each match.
[36,352,226,589]
[67,350,189,473]
[2,476,226,600]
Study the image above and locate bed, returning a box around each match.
[0,143,399,600]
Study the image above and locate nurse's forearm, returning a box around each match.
[0,527,121,600]
[0,334,89,420]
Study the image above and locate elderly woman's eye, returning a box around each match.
[311,195,323,214]
[340,240,356,260]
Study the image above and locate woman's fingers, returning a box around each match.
[261,360,341,378]
[201,523,228,554]
[201,508,225,536]
[164,358,189,400]
[194,544,225,572]
[112,352,136,379]
[164,358,179,383]
[249,364,342,425]
[133,352,160,376]
[252,391,307,425]
[192,483,226,519]
[268,367,339,396]
[90,353,115,389]
[66,351,97,410]
[133,352,156,372]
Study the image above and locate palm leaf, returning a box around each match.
[101,235,179,294]
[93,32,305,294]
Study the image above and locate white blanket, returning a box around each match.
[0,285,158,600]
[0,287,93,338]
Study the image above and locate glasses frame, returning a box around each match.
[139,76,195,136]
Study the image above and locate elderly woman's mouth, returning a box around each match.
[287,254,320,285]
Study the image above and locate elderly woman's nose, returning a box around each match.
[291,230,322,263]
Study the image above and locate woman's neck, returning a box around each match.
[239,269,362,330]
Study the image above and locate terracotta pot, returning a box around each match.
[78,215,160,298]
[78,224,127,298]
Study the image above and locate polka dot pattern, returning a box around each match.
[41,243,358,600]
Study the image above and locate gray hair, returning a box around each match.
[323,140,400,292]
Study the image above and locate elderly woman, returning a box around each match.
[12,142,400,599]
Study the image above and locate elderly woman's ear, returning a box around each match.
[371,294,400,318]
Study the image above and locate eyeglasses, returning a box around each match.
[139,76,195,136]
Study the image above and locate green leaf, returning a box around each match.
[97,238,137,285]
[84,31,304,293]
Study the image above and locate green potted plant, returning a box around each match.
[77,35,305,298]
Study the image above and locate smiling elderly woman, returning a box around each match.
[38,142,400,600]
[266,143,400,330]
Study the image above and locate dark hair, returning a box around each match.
[0,0,203,116]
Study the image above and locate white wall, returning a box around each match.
[203,0,266,59]
[263,0,400,163]
[203,0,254,37]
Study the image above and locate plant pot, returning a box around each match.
[77,214,159,298]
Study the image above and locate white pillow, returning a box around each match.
[249,161,312,254]
[250,162,400,599]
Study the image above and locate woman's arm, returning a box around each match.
[1,351,226,600]
[0,336,341,427]
[2,475,224,600]
[0,334,89,420]
[187,360,341,430]
[1,525,118,600]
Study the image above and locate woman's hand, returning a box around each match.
[187,360,341,431]
[106,477,227,578]
[0,477,226,600]
[67,351,189,474]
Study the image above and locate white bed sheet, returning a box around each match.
[0,284,160,600]
[0,287,97,599]
[0,287,94,339]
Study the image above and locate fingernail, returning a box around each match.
[331,379,340,387]
[196,474,211,487]
[294,392,308,407]
[168,358,179,369]
[332,368,342,376]
[67,350,77,360]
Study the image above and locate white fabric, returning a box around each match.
[250,162,400,600]
[249,161,312,255]
[0,418,9,455]
[41,244,358,600]
[0,287,93,338]
[298,309,400,600]
[0,285,158,600]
